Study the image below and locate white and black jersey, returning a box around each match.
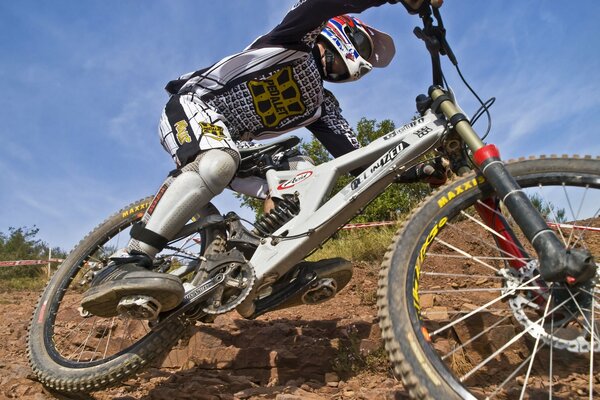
[164,0,390,157]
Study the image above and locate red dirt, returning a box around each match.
[2,219,598,399]
[0,262,408,400]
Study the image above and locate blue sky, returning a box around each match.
[1,1,599,252]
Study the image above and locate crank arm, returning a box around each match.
[151,273,225,329]
[430,86,597,284]
[250,268,318,319]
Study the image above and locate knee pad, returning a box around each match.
[130,171,211,256]
[196,149,239,196]
[128,149,239,257]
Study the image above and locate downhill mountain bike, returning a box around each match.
[28,3,599,399]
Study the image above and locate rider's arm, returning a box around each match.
[249,0,392,50]
[306,89,360,158]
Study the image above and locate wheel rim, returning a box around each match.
[409,172,600,398]
[44,216,205,367]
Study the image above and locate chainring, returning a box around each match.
[201,259,255,315]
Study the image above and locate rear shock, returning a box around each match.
[253,194,300,236]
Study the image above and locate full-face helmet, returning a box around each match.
[318,15,395,83]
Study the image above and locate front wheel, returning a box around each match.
[28,197,223,393]
[378,155,600,399]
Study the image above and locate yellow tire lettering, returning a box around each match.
[437,196,449,208]
[413,216,448,315]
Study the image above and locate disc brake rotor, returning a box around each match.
[503,260,600,353]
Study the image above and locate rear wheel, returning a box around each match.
[378,156,600,399]
[28,197,222,393]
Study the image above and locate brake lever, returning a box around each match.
[415,5,457,66]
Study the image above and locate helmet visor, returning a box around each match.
[362,25,395,68]
[345,27,373,60]
[322,41,350,81]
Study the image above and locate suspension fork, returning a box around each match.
[430,86,596,284]
[475,198,551,305]
[474,198,529,270]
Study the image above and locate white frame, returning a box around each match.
[246,110,447,284]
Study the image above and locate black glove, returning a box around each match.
[390,1,443,15]
[388,0,426,14]
[397,157,449,188]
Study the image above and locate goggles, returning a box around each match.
[344,25,373,60]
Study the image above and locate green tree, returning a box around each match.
[236,118,430,222]
[234,194,264,219]
[529,193,567,223]
[0,226,66,279]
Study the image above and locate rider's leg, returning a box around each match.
[81,94,239,317]
[228,154,316,215]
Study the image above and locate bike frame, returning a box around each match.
[188,3,593,316]
[250,110,446,282]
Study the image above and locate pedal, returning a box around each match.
[249,258,353,318]
[116,295,162,320]
[302,278,337,304]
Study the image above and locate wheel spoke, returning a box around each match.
[429,274,540,337]
[103,317,117,360]
[449,209,531,264]
[518,293,553,400]
[590,294,596,400]
[422,271,505,279]
[441,315,510,361]
[460,293,571,382]
[27,197,216,392]
[434,238,500,274]
[420,286,548,294]
[564,286,596,336]
[570,205,600,249]
[378,158,600,399]
[75,318,98,362]
[486,346,541,400]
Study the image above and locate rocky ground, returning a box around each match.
[0,262,409,400]
[2,218,598,400]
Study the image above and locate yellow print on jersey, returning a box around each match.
[200,122,226,141]
[248,66,306,128]
[174,120,192,145]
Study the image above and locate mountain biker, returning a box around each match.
[81,0,442,317]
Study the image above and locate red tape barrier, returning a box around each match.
[547,222,600,233]
[0,222,597,267]
[341,221,600,232]
[0,259,64,268]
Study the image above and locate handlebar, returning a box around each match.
[412,3,457,87]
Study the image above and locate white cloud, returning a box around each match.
[107,90,162,158]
